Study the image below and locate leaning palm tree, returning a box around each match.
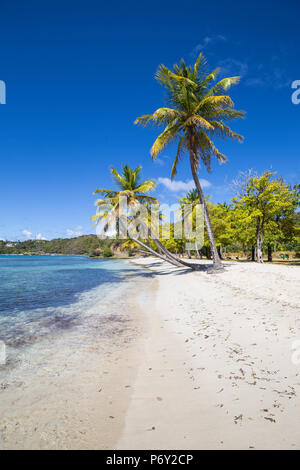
[92,164,157,236]
[92,165,188,267]
[135,53,245,272]
[94,164,157,206]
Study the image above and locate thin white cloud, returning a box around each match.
[244,77,264,87]
[154,158,165,166]
[221,53,291,90]
[154,154,169,166]
[192,35,227,54]
[22,229,32,239]
[66,226,83,238]
[22,230,47,240]
[158,177,211,192]
[245,66,291,90]
[218,58,248,77]
[192,37,290,91]
[35,233,47,241]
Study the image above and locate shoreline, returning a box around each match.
[0,260,151,450]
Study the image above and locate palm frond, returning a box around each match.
[192,53,207,79]
[94,188,118,197]
[198,67,220,87]
[169,71,197,88]
[205,76,240,97]
[185,115,215,131]
[171,135,185,179]
[134,180,157,193]
[95,198,116,205]
[208,121,244,142]
[155,64,179,93]
[136,195,158,203]
[151,122,181,158]
[110,166,127,190]
[196,95,234,113]
[152,107,181,125]
[134,114,154,127]
[197,129,227,168]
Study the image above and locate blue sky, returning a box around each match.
[0,0,299,241]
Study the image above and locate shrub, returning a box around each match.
[103,247,114,258]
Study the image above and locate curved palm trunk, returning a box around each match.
[154,239,180,265]
[153,238,203,270]
[189,150,223,272]
[131,237,186,268]
[153,239,185,267]
[136,214,201,270]
[195,242,201,259]
[118,218,183,268]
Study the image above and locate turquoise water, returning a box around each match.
[0,255,145,360]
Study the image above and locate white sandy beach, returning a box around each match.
[117,258,300,450]
[1,258,300,450]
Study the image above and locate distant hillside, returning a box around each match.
[0,235,129,257]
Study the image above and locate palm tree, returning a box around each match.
[92,164,157,236]
[92,164,187,267]
[135,53,245,272]
[94,164,157,206]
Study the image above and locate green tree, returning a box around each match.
[232,172,299,263]
[135,53,244,272]
[207,202,236,258]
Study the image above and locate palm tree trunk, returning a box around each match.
[189,150,223,272]
[195,242,201,259]
[131,237,184,268]
[157,243,163,255]
[153,239,185,267]
[136,215,202,270]
[153,238,203,270]
[205,246,211,259]
[118,217,182,267]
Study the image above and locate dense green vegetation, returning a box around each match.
[92,165,299,265]
[2,171,298,264]
[158,174,299,261]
